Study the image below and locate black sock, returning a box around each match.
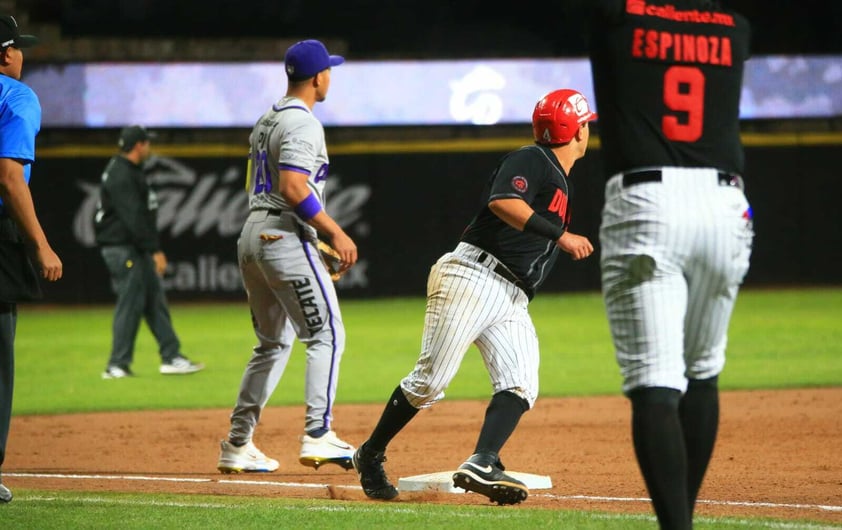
[474,391,529,455]
[366,386,419,453]
[630,386,691,530]
[680,376,719,516]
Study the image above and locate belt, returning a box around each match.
[476,251,531,298]
[253,208,283,216]
[622,169,743,190]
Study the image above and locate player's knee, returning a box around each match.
[399,381,445,408]
[494,390,531,413]
[687,375,718,391]
[628,386,681,411]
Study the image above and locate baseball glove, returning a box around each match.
[317,240,345,281]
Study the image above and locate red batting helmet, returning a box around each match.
[532,89,598,145]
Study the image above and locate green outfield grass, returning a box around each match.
[12,287,842,414]
[6,287,842,529]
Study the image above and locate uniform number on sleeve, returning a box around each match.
[662,65,705,142]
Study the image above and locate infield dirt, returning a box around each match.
[7,387,841,524]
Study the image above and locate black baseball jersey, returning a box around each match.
[587,0,751,178]
[460,144,571,296]
[93,155,160,252]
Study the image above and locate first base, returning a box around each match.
[398,470,552,494]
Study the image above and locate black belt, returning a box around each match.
[477,251,531,298]
[622,169,743,189]
[254,208,283,216]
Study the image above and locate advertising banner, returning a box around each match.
[28,142,842,304]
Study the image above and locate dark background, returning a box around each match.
[16,0,842,302]
[27,0,842,58]
[31,141,842,303]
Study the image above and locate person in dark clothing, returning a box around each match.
[94,125,204,378]
[581,1,754,528]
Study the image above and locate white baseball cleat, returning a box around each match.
[299,431,355,470]
[217,440,279,473]
[160,355,204,375]
[0,481,11,503]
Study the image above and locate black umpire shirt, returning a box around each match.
[93,155,160,252]
[461,144,572,298]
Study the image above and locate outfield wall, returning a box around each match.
[29,131,842,303]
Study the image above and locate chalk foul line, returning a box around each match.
[6,472,840,513]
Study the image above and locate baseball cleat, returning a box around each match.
[0,482,11,503]
[160,355,204,375]
[352,443,398,500]
[452,452,528,505]
[299,431,355,470]
[217,440,279,473]
[102,365,134,379]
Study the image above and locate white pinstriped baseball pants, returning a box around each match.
[400,242,539,409]
[600,167,753,394]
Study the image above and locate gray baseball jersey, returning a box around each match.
[228,95,345,440]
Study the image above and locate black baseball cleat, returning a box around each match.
[352,442,398,500]
[452,452,528,505]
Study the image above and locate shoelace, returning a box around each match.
[361,451,389,481]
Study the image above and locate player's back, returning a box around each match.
[246,96,328,212]
[588,0,750,178]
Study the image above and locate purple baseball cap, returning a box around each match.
[284,39,344,81]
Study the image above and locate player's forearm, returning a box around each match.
[305,210,339,237]
[489,198,535,230]
[307,210,357,267]
[490,198,566,242]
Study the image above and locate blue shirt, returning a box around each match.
[0,74,41,215]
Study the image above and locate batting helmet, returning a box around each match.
[532,89,598,145]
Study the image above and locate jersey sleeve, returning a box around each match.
[487,147,548,205]
[0,87,41,163]
[276,118,320,176]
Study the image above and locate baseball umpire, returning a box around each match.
[582,1,754,528]
[352,89,596,504]
[0,14,63,503]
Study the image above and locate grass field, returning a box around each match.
[6,286,842,528]
[4,490,836,530]
[12,287,842,414]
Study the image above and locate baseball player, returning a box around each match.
[352,89,596,504]
[217,39,358,474]
[584,1,753,527]
[0,14,63,503]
